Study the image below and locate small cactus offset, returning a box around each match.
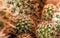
[42,4,56,20]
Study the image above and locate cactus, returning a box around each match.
[42,4,54,20]
[37,23,56,38]
[14,17,33,34]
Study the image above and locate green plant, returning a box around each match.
[6,0,35,14]
[53,13,60,33]
[42,7,54,20]
[51,12,60,38]
[14,17,33,34]
[55,14,60,33]
[37,23,56,38]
